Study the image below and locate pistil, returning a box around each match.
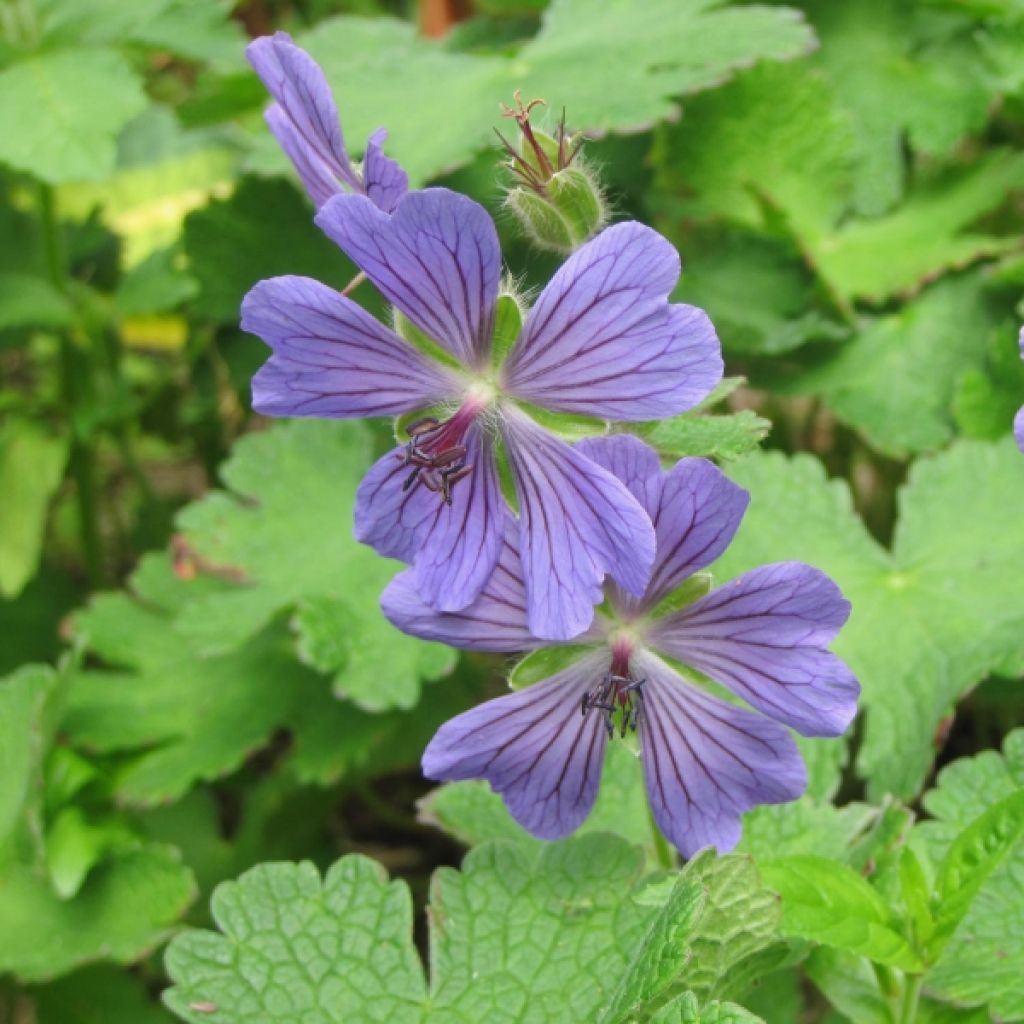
[581,641,646,739]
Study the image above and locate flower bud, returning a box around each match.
[497,92,607,254]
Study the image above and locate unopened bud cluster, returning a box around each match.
[497,93,608,254]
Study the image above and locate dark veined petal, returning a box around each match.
[648,563,860,738]
[363,128,408,214]
[408,422,504,612]
[354,422,502,611]
[382,517,540,652]
[243,276,461,418]
[354,443,437,564]
[422,652,611,839]
[575,434,661,510]
[247,32,360,206]
[502,222,722,420]
[635,651,806,858]
[316,189,500,368]
[502,410,655,642]
[576,438,748,611]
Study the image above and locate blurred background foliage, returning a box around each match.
[0,0,1023,1020]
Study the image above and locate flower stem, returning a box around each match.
[899,974,923,1024]
[39,182,104,587]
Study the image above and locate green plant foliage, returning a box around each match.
[715,440,1024,799]
[914,731,1024,1019]
[0,49,147,184]
[0,419,67,597]
[165,838,778,1024]
[183,176,361,324]
[175,419,456,709]
[786,272,1013,456]
[258,1,816,187]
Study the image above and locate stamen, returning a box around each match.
[397,407,478,505]
[582,670,646,739]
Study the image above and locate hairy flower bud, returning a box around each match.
[497,93,607,254]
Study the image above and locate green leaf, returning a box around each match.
[931,790,1024,954]
[786,272,1009,457]
[671,851,782,1000]
[650,992,765,1024]
[0,663,57,847]
[183,176,361,324]
[0,48,147,184]
[915,731,1024,1019]
[739,799,881,864]
[760,855,920,970]
[658,61,854,240]
[804,0,994,215]
[600,873,708,1023]
[32,965,177,1023]
[65,553,365,804]
[0,419,68,598]
[166,835,659,1022]
[175,419,456,711]
[808,153,1024,305]
[0,846,195,982]
[0,273,74,330]
[253,3,815,187]
[644,410,771,462]
[164,856,426,1023]
[667,228,848,357]
[715,439,1024,799]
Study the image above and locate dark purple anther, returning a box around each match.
[581,646,645,738]
[397,413,475,503]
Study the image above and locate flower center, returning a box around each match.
[581,641,646,739]
[397,399,485,506]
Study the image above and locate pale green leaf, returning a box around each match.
[804,0,995,215]
[0,420,68,598]
[64,553,388,804]
[651,992,765,1024]
[600,874,708,1023]
[760,855,920,970]
[165,835,659,1022]
[644,410,771,462]
[0,49,147,184]
[672,851,782,1000]
[715,440,1024,799]
[175,419,456,711]
[659,61,854,240]
[0,663,57,847]
[915,731,1024,1020]
[164,857,426,1023]
[809,153,1024,305]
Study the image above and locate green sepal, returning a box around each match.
[393,309,464,370]
[548,165,607,245]
[508,644,596,690]
[393,404,451,446]
[649,572,714,620]
[506,187,574,252]
[517,402,609,441]
[491,291,524,367]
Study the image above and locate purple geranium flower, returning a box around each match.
[242,188,723,640]
[382,435,859,856]
[247,32,408,212]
